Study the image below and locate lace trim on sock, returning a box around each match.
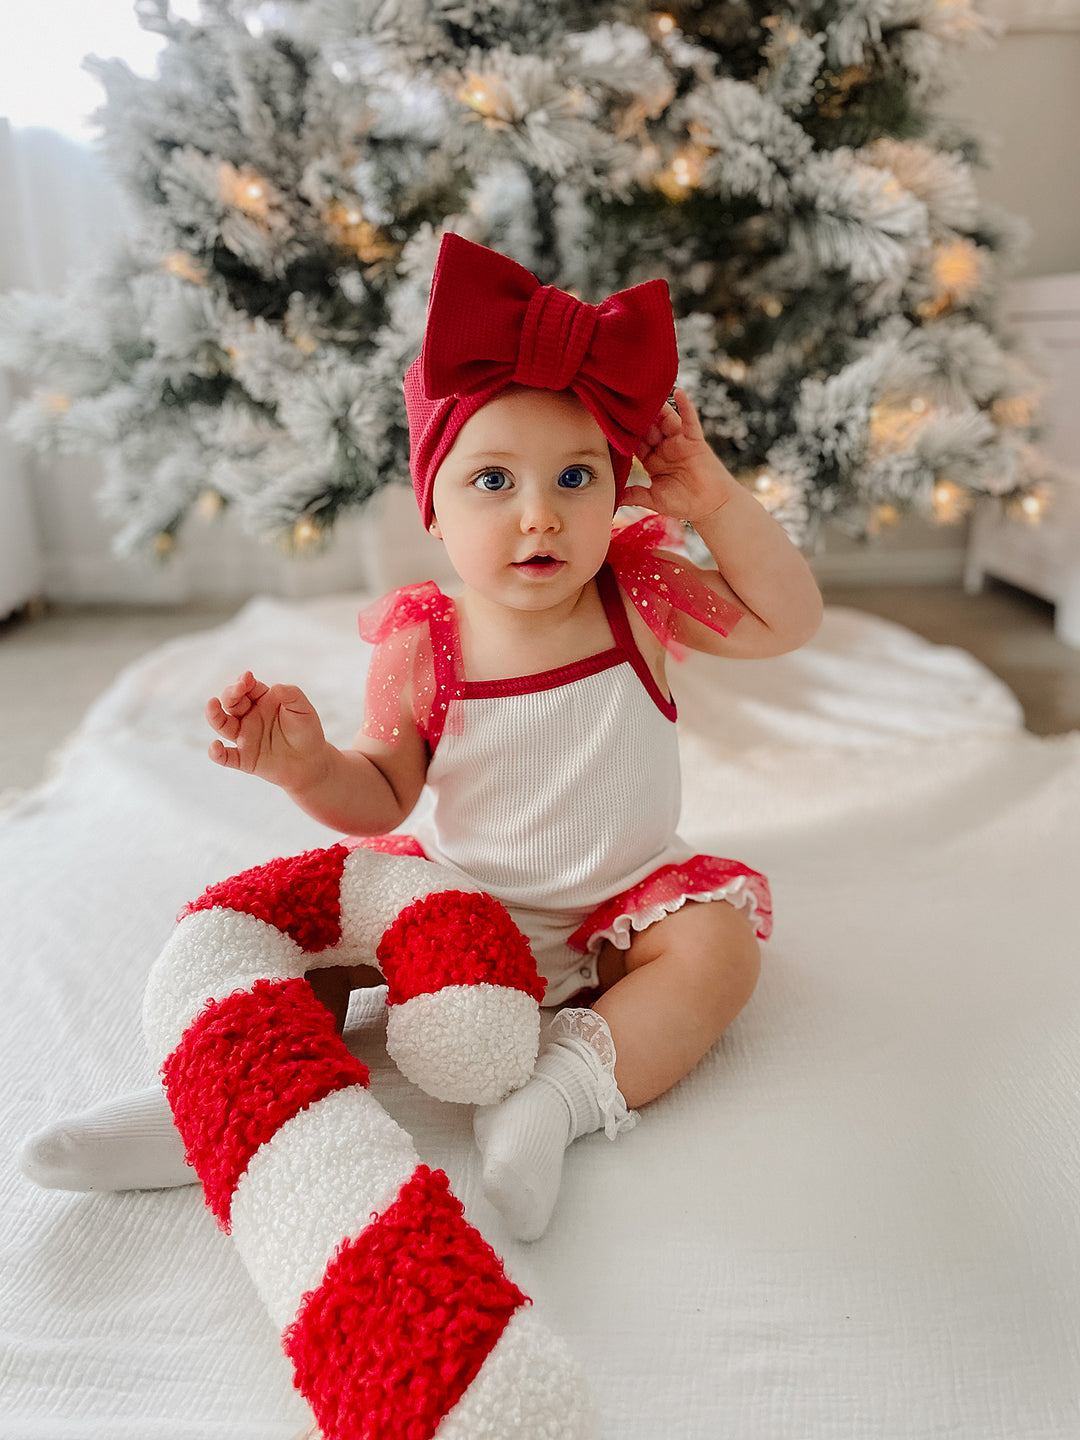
[547,1008,639,1140]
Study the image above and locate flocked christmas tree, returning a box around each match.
[0,0,1055,558]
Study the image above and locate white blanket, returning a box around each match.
[2,595,1078,1439]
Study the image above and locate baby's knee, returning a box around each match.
[702,901,761,1004]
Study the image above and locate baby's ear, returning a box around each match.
[428,516,443,540]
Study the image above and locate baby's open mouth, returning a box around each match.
[516,555,561,567]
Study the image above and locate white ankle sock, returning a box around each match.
[473,1009,637,1242]
[19,1085,196,1192]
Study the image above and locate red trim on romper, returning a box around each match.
[567,854,774,952]
[462,646,624,699]
[179,843,350,953]
[283,1165,527,1440]
[161,977,370,1229]
[377,890,545,1005]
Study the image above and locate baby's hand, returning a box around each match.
[206,671,329,792]
[625,387,735,525]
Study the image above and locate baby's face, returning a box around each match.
[429,387,617,613]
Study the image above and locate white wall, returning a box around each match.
[945,24,1080,281]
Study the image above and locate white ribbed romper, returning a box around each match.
[407,565,770,1006]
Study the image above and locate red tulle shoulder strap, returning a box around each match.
[357,583,464,749]
[606,514,743,659]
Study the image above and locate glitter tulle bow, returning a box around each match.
[357,582,465,749]
[607,514,743,659]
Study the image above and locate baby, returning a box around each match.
[22,233,822,1243]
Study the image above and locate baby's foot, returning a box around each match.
[474,1010,640,1241]
[474,1068,574,1242]
[20,1085,195,1191]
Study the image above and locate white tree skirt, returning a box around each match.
[2,595,1077,1439]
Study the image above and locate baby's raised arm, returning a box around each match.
[627,388,823,659]
[206,671,427,835]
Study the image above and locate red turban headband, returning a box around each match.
[404,233,679,525]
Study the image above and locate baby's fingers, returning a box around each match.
[219,670,269,715]
[648,401,680,442]
[670,387,704,439]
[205,695,239,740]
[207,737,241,769]
[272,683,313,714]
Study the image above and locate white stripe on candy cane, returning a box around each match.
[230,1084,419,1329]
[435,1309,596,1439]
[387,984,540,1105]
[143,905,309,1066]
[337,845,475,958]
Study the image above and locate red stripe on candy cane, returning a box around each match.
[179,843,351,953]
[376,890,545,1005]
[283,1165,527,1440]
[162,977,369,1228]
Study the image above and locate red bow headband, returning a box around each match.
[404,233,679,525]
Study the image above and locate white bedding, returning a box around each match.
[2,594,1078,1439]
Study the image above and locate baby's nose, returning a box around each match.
[520,496,561,532]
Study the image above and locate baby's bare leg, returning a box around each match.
[592,898,761,1110]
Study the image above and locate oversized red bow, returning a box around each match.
[421,233,678,453]
[404,233,679,523]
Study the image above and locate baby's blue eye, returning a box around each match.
[558,466,592,489]
[474,470,511,492]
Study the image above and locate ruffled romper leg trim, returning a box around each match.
[566,855,773,955]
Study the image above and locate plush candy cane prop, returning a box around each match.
[143,841,595,1439]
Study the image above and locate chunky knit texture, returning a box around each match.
[283,1166,526,1440]
[162,977,369,1228]
[180,844,350,953]
[148,844,591,1438]
[378,890,546,1005]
